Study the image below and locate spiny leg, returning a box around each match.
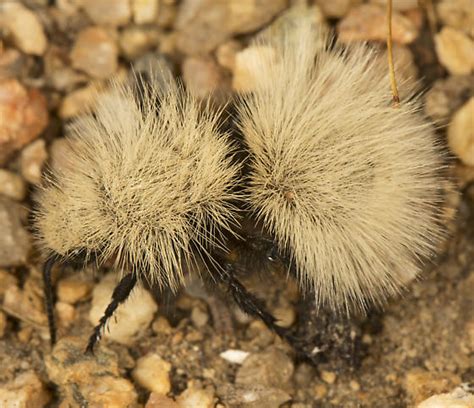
[220,265,300,349]
[43,257,58,346]
[86,273,137,354]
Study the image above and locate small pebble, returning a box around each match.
[17,325,33,344]
[182,56,229,100]
[2,280,46,326]
[236,347,294,390]
[81,0,131,26]
[175,1,230,55]
[191,306,209,328]
[0,2,48,55]
[219,384,291,408]
[417,386,474,408]
[0,371,51,408]
[228,0,288,35]
[152,316,172,335]
[0,198,31,267]
[320,370,337,384]
[177,386,215,408]
[146,393,180,408]
[119,26,160,60]
[132,0,160,24]
[260,5,326,44]
[70,27,119,79]
[57,276,93,304]
[350,380,361,391]
[337,4,419,44]
[20,139,48,185]
[437,0,474,37]
[274,304,296,328]
[435,27,474,76]
[219,349,250,365]
[0,79,48,165]
[89,272,158,345]
[175,0,286,55]
[46,336,138,407]
[55,301,76,328]
[0,169,27,201]
[0,310,6,338]
[313,383,328,399]
[448,98,474,167]
[185,329,203,343]
[132,353,172,395]
[315,0,362,18]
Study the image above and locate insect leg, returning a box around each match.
[85,273,137,354]
[221,265,297,344]
[43,257,58,346]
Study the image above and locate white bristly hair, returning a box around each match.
[35,73,240,290]
[237,20,446,311]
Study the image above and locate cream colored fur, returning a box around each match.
[35,75,240,290]
[237,21,445,311]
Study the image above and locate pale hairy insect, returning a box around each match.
[36,14,446,362]
[235,19,446,312]
[35,71,241,351]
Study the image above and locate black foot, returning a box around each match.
[85,273,137,354]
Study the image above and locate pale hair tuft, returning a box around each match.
[35,72,240,290]
[237,20,446,311]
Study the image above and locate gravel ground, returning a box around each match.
[0,1,473,407]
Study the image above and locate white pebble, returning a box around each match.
[219,349,250,365]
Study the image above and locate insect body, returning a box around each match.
[36,18,445,358]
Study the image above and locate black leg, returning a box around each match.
[220,265,300,347]
[43,257,58,346]
[85,273,137,354]
[42,249,100,348]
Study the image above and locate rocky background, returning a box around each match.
[0,0,473,407]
